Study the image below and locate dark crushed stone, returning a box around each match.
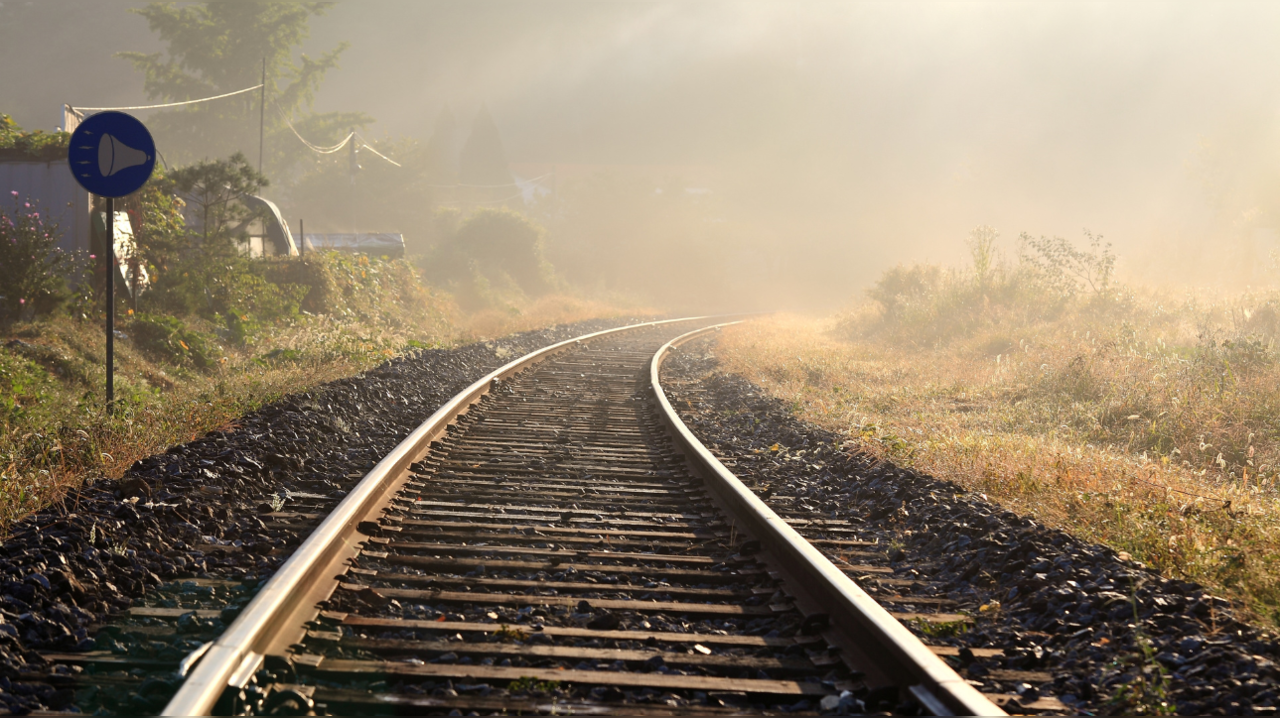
[0,317,648,715]
[662,338,1280,716]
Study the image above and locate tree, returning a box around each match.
[458,105,512,185]
[164,153,268,247]
[423,208,555,308]
[118,1,369,174]
[423,106,459,183]
[1018,230,1116,298]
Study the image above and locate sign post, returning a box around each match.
[67,111,156,416]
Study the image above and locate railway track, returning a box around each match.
[157,318,1000,715]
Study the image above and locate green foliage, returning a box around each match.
[145,254,307,346]
[1106,600,1175,715]
[910,617,971,639]
[0,114,70,161]
[494,624,528,642]
[126,168,191,284]
[865,264,944,323]
[260,251,435,320]
[1019,229,1116,298]
[507,676,560,694]
[133,155,309,346]
[0,193,83,324]
[424,208,557,309]
[117,0,369,172]
[853,227,1122,346]
[130,313,220,369]
[164,153,268,246]
[967,225,999,289]
[0,349,54,427]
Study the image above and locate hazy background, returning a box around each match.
[6,0,1280,310]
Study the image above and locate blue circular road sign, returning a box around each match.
[67,111,156,198]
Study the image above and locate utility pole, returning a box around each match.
[259,57,266,175]
[349,128,359,231]
[105,198,114,416]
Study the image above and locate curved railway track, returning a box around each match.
[160,318,1001,716]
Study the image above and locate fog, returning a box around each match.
[7,1,1280,309]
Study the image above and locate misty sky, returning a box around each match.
[7,1,1280,299]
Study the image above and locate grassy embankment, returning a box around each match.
[0,252,644,529]
[716,255,1280,627]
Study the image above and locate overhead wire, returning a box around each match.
[276,106,353,154]
[70,83,264,113]
[353,132,401,167]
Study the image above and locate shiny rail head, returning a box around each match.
[161,316,726,717]
[649,321,1005,717]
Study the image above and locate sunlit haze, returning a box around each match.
[6,1,1280,309]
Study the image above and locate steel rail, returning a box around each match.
[162,316,714,717]
[650,323,1005,717]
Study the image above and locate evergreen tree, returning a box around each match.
[458,105,511,185]
[423,106,459,183]
[118,1,369,176]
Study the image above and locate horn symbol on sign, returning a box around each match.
[98,134,151,177]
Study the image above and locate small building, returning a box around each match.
[302,233,404,259]
[235,195,299,258]
[0,149,92,255]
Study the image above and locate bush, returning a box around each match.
[130,313,220,369]
[849,227,1117,346]
[865,264,944,322]
[144,255,307,345]
[423,208,557,308]
[1019,229,1116,299]
[0,192,82,324]
[0,115,69,161]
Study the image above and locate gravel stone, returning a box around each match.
[0,318,648,715]
[662,338,1280,716]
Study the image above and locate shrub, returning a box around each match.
[123,169,189,285]
[0,115,69,161]
[423,208,557,308]
[865,264,944,322]
[1019,229,1116,298]
[130,313,220,369]
[850,227,1116,346]
[0,192,82,324]
[144,255,307,345]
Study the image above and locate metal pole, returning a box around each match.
[259,58,266,175]
[105,197,115,416]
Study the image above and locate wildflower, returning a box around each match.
[9,191,16,197]
[23,202,29,208]
[18,299,24,305]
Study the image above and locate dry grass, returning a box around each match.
[0,306,457,527]
[715,311,1280,627]
[0,287,643,530]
